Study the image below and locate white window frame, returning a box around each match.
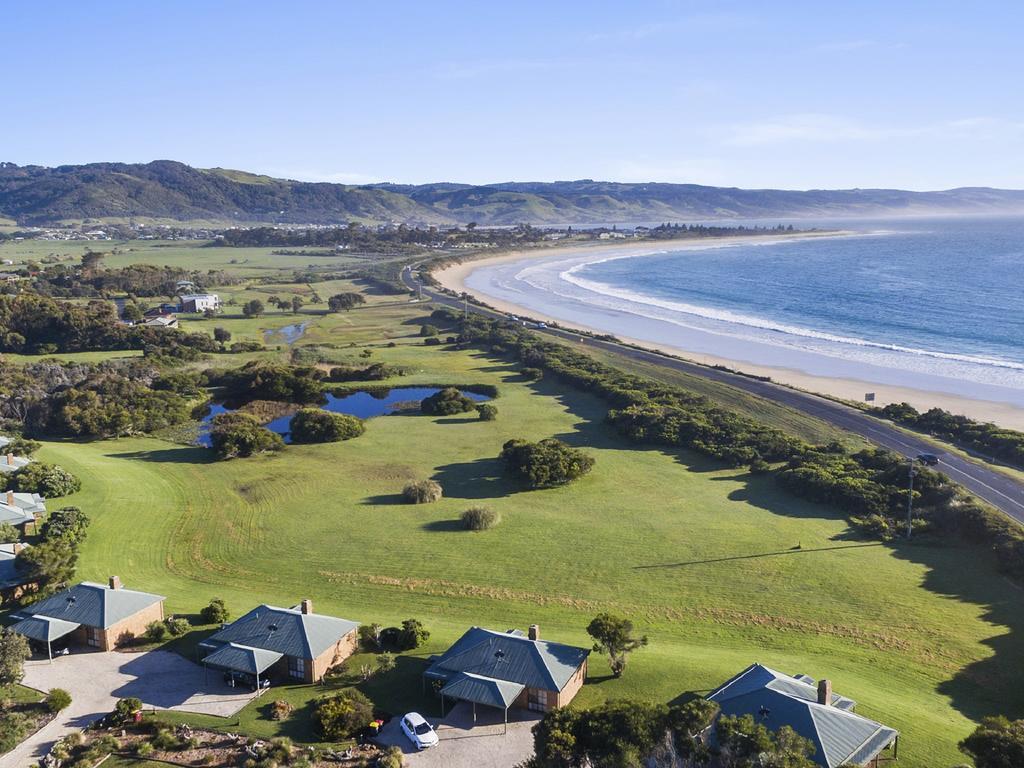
[288,656,306,679]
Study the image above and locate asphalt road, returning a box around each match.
[402,265,1024,526]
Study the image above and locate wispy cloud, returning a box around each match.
[721,114,1024,147]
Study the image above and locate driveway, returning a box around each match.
[375,702,537,768]
[1,649,256,768]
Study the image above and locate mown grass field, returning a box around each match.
[4,241,1023,765]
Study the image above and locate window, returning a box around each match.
[288,656,306,679]
[86,626,101,648]
[528,689,549,712]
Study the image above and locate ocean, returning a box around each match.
[465,216,1024,407]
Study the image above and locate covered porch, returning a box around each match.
[11,614,82,661]
[201,642,280,694]
[437,672,525,734]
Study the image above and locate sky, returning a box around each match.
[3,0,1023,190]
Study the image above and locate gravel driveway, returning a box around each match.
[2,649,256,768]
[375,702,538,768]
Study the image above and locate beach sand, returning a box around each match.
[432,237,1024,431]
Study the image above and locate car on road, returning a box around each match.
[917,453,940,466]
[400,712,439,750]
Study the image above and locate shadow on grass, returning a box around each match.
[109,446,216,464]
[421,518,466,533]
[431,457,520,500]
[361,493,408,506]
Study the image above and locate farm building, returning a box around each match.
[198,599,358,686]
[423,624,589,726]
[177,293,221,313]
[707,663,899,768]
[10,577,165,657]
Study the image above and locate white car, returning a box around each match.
[400,712,439,750]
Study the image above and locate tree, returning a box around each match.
[122,303,144,324]
[0,522,18,544]
[40,506,90,545]
[586,613,648,677]
[960,716,1024,768]
[500,438,595,488]
[209,413,285,459]
[289,409,364,443]
[420,387,476,416]
[80,251,105,276]
[291,296,304,314]
[327,292,365,312]
[398,618,430,650]
[15,538,77,597]
[9,463,81,497]
[419,324,439,337]
[201,598,230,624]
[267,295,282,310]
[213,326,232,344]
[476,403,498,421]
[242,299,265,318]
[0,628,30,690]
[314,689,374,740]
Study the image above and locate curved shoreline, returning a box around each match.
[431,235,1024,430]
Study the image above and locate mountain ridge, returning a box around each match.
[2,160,1023,227]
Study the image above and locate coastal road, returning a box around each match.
[401,265,1024,526]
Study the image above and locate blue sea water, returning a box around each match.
[467,216,1024,405]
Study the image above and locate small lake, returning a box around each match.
[196,387,490,446]
[263,322,309,345]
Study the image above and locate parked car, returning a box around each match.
[400,712,439,750]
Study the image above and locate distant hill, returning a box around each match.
[2,160,1023,227]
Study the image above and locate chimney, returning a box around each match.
[11,542,25,554]
[817,679,832,706]
[5,454,13,465]
[528,624,540,641]
[109,575,122,590]
[5,490,13,506]
[300,598,313,615]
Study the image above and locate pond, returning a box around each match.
[263,322,309,345]
[196,387,491,446]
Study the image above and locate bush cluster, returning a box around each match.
[403,479,443,504]
[289,409,364,443]
[475,403,498,421]
[314,688,374,740]
[209,361,325,404]
[420,387,477,416]
[209,413,285,459]
[461,506,500,530]
[500,438,594,488]
[7,463,81,497]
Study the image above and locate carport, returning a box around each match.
[439,672,524,734]
[11,614,81,661]
[202,642,281,694]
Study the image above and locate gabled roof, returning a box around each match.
[0,493,44,526]
[203,642,283,675]
[425,627,589,692]
[23,581,165,629]
[0,543,28,589]
[441,672,525,709]
[708,664,898,768]
[11,614,80,643]
[0,454,32,473]
[204,604,358,661]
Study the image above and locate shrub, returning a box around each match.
[0,710,28,754]
[500,438,595,488]
[135,742,155,757]
[152,727,182,751]
[378,745,404,768]
[360,623,384,650]
[314,688,374,740]
[114,697,143,723]
[420,387,476,416]
[290,409,365,443]
[40,506,90,544]
[144,621,169,643]
[424,337,442,346]
[419,324,439,337]
[376,652,396,674]
[165,616,192,636]
[398,618,430,650]
[201,597,230,624]
[209,413,285,459]
[8,463,81,497]
[521,367,544,381]
[403,479,443,504]
[0,522,18,543]
[462,506,500,531]
[476,403,498,421]
[271,699,294,721]
[45,688,72,713]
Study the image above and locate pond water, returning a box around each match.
[263,322,309,345]
[196,387,490,446]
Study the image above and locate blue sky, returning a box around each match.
[3,1,1022,189]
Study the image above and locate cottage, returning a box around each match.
[707,664,899,768]
[11,577,165,657]
[0,452,32,474]
[0,490,44,533]
[177,293,221,313]
[144,314,179,329]
[198,599,358,687]
[423,624,589,726]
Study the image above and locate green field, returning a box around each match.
[4,241,1024,766]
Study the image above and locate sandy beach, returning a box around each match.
[432,236,1024,430]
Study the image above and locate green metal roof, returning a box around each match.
[441,672,525,710]
[203,642,283,675]
[12,615,81,643]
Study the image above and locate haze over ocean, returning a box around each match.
[468,216,1024,406]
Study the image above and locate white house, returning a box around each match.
[177,293,221,313]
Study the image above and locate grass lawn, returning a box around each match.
[3,243,1022,765]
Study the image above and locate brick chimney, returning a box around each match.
[817,678,832,706]
[5,454,13,465]
[109,575,122,590]
[5,490,13,506]
[528,624,540,641]
[300,598,313,615]
[11,542,25,554]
